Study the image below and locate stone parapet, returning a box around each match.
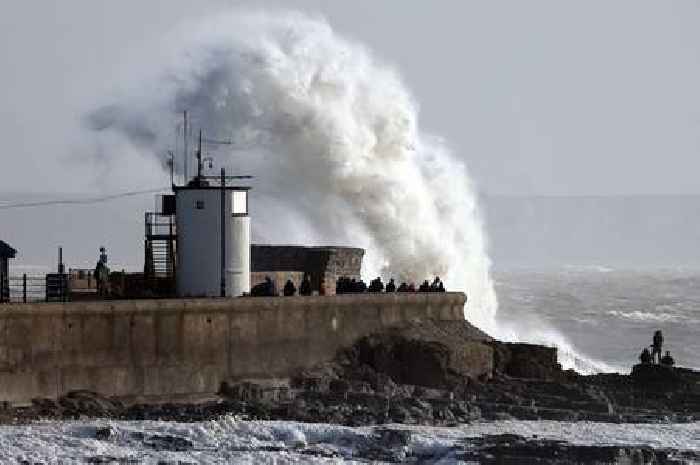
[0,293,466,404]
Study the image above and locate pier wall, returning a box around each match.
[0,293,476,404]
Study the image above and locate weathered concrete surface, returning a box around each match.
[251,245,364,295]
[0,293,468,405]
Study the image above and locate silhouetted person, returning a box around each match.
[251,276,276,297]
[300,274,312,296]
[652,330,664,364]
[94,247,110,298]
[265,276,276,296]
[336,277,350,294]
[397,282,408,292]
[437,281,445,292]
[418,280,431,292]
[660,351,675,367]
[283,279,296,296]
[430,277,441,292]
[368,277,384,293]
[356,279,367,293]
[639,347,652,365]
[386,279,396,293]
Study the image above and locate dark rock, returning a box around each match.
[87,456,140,464]
[458,434,694,465]
[145,434,194,452]
[374,427,412,448]
[94,426,115,441]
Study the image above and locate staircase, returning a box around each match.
[144,213,176,280]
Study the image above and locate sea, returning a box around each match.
[2,268,699,463]
[494,268,700,373]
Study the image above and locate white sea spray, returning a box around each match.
[89,9,614,371]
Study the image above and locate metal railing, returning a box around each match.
[145,212,176,238]
[6,275,46,303]
[0,274,69,303]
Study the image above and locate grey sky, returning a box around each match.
[2,1,700,269]
[3,1,700,196]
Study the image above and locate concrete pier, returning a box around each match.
[0,293,471,404]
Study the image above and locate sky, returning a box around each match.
[2,1,700,269]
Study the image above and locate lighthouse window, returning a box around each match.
[195,200,205,210]
[232,191,248,215]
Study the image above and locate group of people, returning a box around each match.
[251,274,449,297]
[639,330,675,367]
[250,275,313,297]
[336,276,446,294]
[336,277,369,294]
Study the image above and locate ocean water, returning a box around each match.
[1,418,698,464]
[2,268,699,463]
[494,268,700,372]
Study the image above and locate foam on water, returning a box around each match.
[1,418,696,464]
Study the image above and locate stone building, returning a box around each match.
[251,245,364,295]
[0,240,16,303]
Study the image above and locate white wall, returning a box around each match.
[176,188,250,297]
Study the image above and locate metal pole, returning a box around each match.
[22,274,26,303]
[183,111,188,184]
[220,167,226,297]
[197,130,203,180]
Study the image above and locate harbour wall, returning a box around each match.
[0,293,475,405]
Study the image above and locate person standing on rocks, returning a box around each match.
[652,330,664,364]
[661,351,675,367]
[639,347,652,364]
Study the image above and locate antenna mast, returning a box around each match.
[183,111,188,184]
[197,129,203,179]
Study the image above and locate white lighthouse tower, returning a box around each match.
[174,131,251,297]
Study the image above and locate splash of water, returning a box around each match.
[91,10,612,372]
[92,11,498,333]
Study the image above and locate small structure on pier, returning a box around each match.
[0,240,17,303]
[145,128,252,298]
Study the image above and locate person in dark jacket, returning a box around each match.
[283,279,296,296]
[660,351,675,367]
[300,274,312,296]
[639,347,652,364]
[385,279,396,293]
[368,277,384,293]
[652,330,664,364]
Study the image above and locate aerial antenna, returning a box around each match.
[195,129,233,180]
[183,111,188,184]
[167,151,175,187]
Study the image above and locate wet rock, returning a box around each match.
[145,434,194,452]
[94,426,115,441]
[457,434,694,465]
[87,456,139,464]
[374,427,412,448]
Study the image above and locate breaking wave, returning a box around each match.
[90,10,498,333]
[88,10,613,372]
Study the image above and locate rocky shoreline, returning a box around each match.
[1,320,698,463]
